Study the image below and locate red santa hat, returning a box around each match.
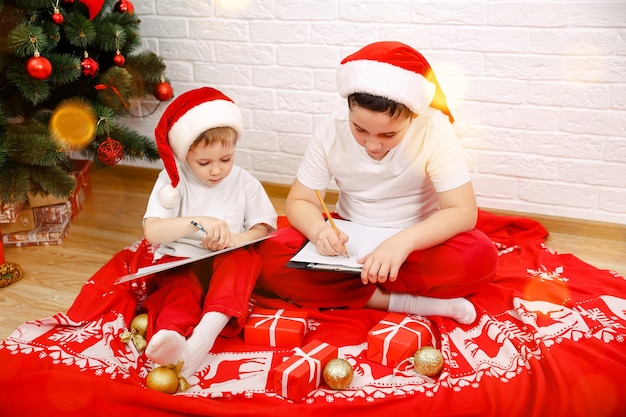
[154,87,243,208]
[337,41,454,123]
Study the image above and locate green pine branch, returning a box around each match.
[27,164,76,199]
[63,12,96,50]
[0,162,31,205]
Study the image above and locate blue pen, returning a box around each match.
[190,220,206,233]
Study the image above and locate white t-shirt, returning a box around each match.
[296,107,471,228]
[144,164,277,243]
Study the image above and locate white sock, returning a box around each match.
[388,293,477,325]
[145,329,187,366]
[181,311,230,377]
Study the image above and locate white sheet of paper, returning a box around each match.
[289,219,402,270]
[114,234,272,284]
[158,237,210,258]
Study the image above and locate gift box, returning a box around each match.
[2,217,70,247]
[33,201,72,226]
[0,206,35,234]
[271,339,338,401]
[27,192,67,208]
[27,159,91,218]
[244,308,308,347]
[367,312,435,368]
[0,202,22,224]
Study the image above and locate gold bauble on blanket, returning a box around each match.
[146,367,179,394]
[323,358,354,390]
[413,346,444,377]
[130,313,148,337]
[120,313,148,351]
[146,361,190,394]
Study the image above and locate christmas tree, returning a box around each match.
[0,0,173,206]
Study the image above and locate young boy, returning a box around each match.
[257,41,497,324]
[142,87,277,375]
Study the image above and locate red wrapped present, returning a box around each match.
[0,202,22,224]
[244,308,308,347]
[3,218,70,247]
[0,206,34,234]
[271,339,338,401]
[367,312,435,368]
[33,201,72,226]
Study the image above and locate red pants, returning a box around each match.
[67,241,262,342]
[256,226,498,309]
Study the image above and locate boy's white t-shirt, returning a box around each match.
[297,107,471,228]
[144,164,277,245]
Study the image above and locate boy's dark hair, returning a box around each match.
[347,93,413,119]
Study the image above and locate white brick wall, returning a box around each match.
[121,0,626,225]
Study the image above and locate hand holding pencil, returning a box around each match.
[315,190,350,258]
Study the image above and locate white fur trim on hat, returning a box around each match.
[337,59,436,115]
[158,184,180,209]
[168,99,243,161]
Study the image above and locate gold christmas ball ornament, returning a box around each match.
[130,313,148,337]
[413,346,444,377]
[146,367,179,394]
[49,99,97,150]
[323,358,354,390]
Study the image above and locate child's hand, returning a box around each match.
[199,218,232,251]
[314,225,349,257]
[358,235,412,285]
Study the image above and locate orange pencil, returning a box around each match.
[315,189,349,258]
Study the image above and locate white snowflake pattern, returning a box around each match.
[526,265,568,282]
[49,319,104,343]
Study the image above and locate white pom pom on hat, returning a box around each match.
[337,41,454,124]
[154,87,243,208]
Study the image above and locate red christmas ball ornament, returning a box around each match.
[114,0,134,14]
[26,51,53,81]
[62,0,76,5]
[112,50,125,67]
[153,80,173,101]
[98,138,124,166]
[80,52,99,78]
[52,8,64,24]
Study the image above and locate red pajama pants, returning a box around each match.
[67,241,262,342]
[256,226,498,309]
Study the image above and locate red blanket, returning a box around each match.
[1,211,625,417]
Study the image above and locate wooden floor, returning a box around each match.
[1,165,624,340]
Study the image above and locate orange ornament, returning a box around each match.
[49,99,97,149]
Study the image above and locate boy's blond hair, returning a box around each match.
[190,126,238,151]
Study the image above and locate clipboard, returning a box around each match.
[115,234,273,285]
[287,219,401,273]
[285,260,363,273]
